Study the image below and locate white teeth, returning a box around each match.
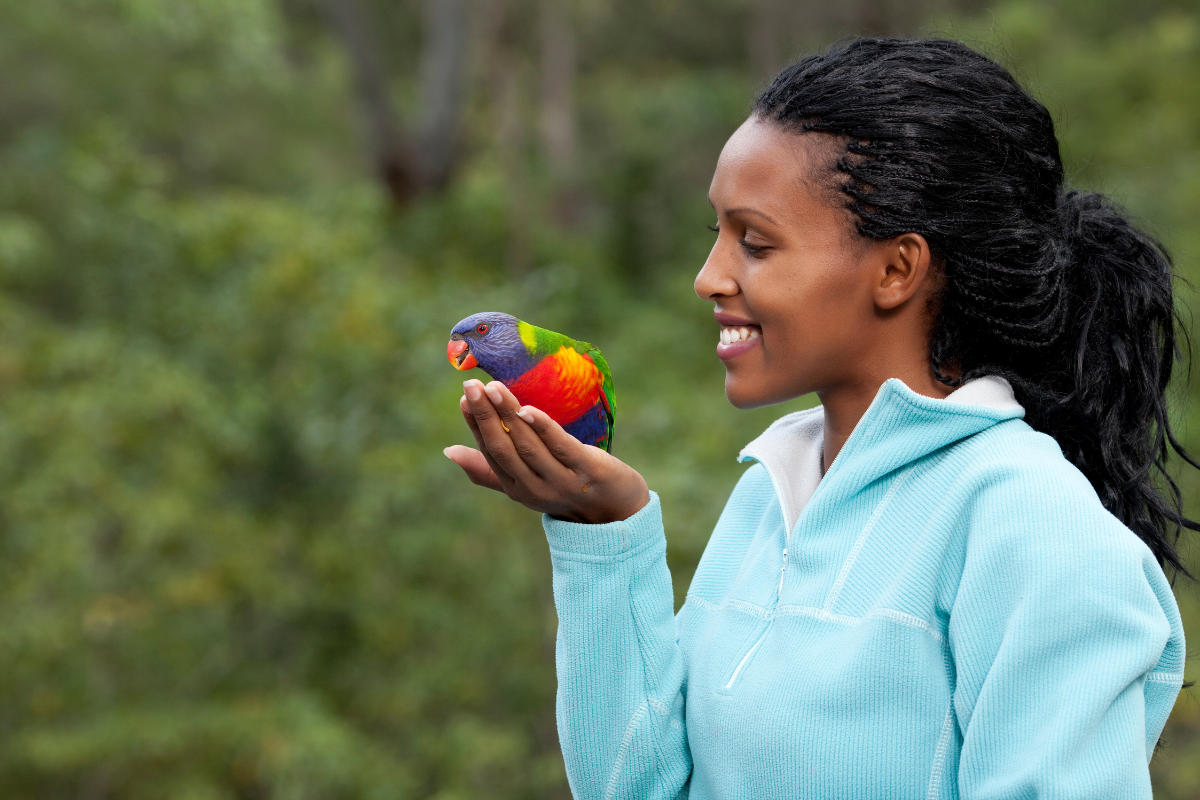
[719,326,761,344]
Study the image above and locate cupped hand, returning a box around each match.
[444,379,650,524]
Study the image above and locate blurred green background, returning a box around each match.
[0,0,1197,797]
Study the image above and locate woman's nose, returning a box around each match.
[695,243,739,301]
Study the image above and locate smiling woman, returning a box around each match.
[698,117,952,471]
[445,37,1196,800]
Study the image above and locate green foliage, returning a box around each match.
[0,0,1196,797]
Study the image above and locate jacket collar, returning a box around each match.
[738,377,1025,534]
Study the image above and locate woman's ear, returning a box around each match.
[874,232,933,311]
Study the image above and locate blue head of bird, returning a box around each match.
[447,312,530,383]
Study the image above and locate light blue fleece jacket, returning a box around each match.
[542,377,1185,799]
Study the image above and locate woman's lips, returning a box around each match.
[713,311,756,327]
[716,324,761,361]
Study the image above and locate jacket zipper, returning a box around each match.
[724,451,819,691]
[725,626,770,689]
[723,544,789,690]
[777,546,787,594]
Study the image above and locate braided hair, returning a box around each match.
[755,38,1198,575]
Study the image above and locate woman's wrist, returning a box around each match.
[561,478,650,525]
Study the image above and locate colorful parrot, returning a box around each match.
[447,312,616,452]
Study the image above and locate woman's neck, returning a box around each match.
[818,368,953,473]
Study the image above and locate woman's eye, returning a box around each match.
[707,224,719,233]
[739,239,769,257]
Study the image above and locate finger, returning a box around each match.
[515,403,595,472]
[484,382,574,482]
[443,445,505,492]
[463,379,540,485]
[461,395,511,483]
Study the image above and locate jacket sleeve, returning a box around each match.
[949,472,1185,800]
[542,491,692,800]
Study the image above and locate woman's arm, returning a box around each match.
[950,474,1184,800]
[543,494,691,799]
[446,380,692,799]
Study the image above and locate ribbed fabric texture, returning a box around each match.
[543,379,1184,800]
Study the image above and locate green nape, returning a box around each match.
[518,319,592,358]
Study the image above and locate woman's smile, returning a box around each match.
[715,311,762,360]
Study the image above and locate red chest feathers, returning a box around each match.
[507,347,604,425]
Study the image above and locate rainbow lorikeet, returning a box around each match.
[447,312,615,452]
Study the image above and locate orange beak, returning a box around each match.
[447,339,477,371]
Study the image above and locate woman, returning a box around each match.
[445,38,1192,799]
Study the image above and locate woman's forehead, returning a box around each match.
[709,118,840,219]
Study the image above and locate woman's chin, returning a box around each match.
[723,377,776,410]
[724,368,810,410]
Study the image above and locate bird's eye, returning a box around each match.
[476,323,489,334]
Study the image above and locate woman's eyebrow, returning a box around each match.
[708,200,779,227]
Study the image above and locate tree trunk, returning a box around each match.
[539,0,582,226]
[321,0,419,205]
[539,0,575,173]
[323,0,471,205]
[748,0,784,83]
[419,0,470,189]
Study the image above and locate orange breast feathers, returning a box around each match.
[506,346,604,425]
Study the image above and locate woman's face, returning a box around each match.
[695,116,890,409]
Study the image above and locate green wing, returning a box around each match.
[586,346,616,452]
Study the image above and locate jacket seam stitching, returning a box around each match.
[628,561,683,796]
[925,698,956,800]
[603,701,648,800]
[822,465,917,612]
[685,595,947,647]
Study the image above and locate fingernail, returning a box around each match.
[442,447,452,458]
[517,407,534,423]
[484,383,502,404]
[464,383,481,402]
[459,395,468,410]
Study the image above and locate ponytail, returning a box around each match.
[756,38,1199,573]
[1016,191,1198,574]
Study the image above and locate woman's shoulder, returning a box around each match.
[958,417,1095,491]
[950,418,1158,571]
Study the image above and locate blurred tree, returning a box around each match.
[747,0,785,81]
[323,0,470,204]
[538,0,575,175]
[539,0,581,226]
